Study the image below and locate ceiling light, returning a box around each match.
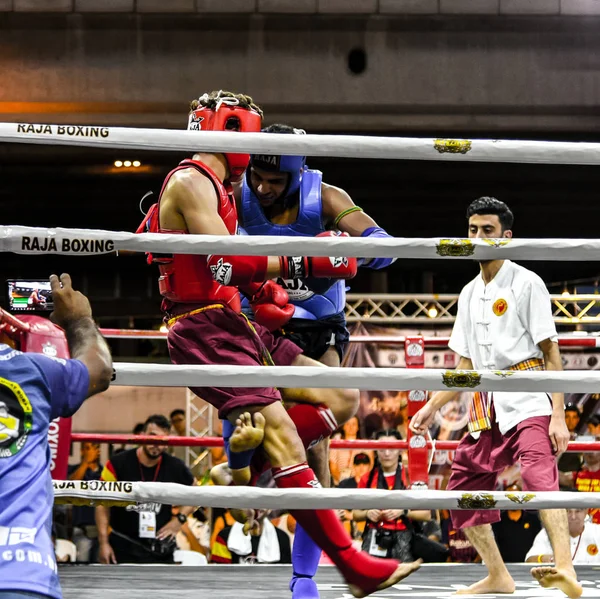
[123,160,132,168]
[114,160,123,168]
[133,160,141,167]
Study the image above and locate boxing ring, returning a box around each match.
[4,124,600,598]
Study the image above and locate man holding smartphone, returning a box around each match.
[0,273,112,599]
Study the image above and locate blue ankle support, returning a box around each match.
[222,419,255,470]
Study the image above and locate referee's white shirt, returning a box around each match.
[449,260,558,434]
[525,521,600,565]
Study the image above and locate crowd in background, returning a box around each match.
[52,397,600,566]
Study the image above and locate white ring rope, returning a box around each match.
[52,480,600,511]
[3,123,600,164]
[3,225,600,261]
[113,363,600,394]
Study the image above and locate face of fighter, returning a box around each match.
[249,166,290,206]
[142,422,169,460]
[376,436,401,472]
[468,214,513,240]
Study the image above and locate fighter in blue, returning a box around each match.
[234,124,396,599]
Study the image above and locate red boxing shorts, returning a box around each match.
[167,305,303,419]
[447,411,557,530]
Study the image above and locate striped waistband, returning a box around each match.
[166,304,225,328]
[507,357,545,372]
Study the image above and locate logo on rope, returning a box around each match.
[493,370,515,379]
[442,371,481,389]
[507,492,535,505]
[17,124,109,137]
[493,299,508,316]
[457,492,496,509]
[0,377,33,458]
[408,389,427,402]
[433,139,472,154]
[482,238,512,248]
[435,239,475,257]
[21,237,115,254]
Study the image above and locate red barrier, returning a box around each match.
[405,336,429,487]
[69,433,599,453]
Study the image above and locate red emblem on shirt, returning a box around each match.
[493,299,508,316]
[588,544,598,555]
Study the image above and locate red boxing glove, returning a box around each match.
[246,280,295,331]
[279,231,357,280]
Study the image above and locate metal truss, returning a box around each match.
[186,388,214,477]
[345,293,600,324]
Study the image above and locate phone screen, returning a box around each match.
[7,280,53,312]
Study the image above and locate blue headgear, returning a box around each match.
[249,127,306,200]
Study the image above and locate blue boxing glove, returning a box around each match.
[358,226,396,270]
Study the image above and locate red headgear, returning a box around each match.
[187,94,262,179]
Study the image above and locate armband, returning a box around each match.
[358,226,396,270]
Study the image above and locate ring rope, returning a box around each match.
[67,433,600,454]
[3,123,600,164]
[52,480,600,511]
[112,362,600,393]
[3,225,600,261]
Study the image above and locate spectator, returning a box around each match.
[170,409,186,436]
[169,408,187,462]
[337,453,372,539]
[0,272,112,598]
[338,453,372,489]
[330,416,370,486]
[211,509,292,564]
[352,430,430,561]
[96,414,196,564]
[587,414,600,436]
[68,442,102,562]
[526,508,600,564]
[565,402,581,435]
[559,450,600,523]
[491,483,541,562]
[558,403,583,484]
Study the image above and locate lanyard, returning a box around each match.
[138,455,162,482]
[572,533,583,561]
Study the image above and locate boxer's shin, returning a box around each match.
[273,463,398,594]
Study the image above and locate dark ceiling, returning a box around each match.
[2,132,600,329]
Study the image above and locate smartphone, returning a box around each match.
[7,280,54,312]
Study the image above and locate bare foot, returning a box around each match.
[454,574,515,595]
[531,567,582,599]
[210,462,232,486]
[229,412,265,453]
[348,560,422,598]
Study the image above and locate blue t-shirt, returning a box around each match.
[0,344,89,598]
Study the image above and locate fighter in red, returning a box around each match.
[138,90,420,596]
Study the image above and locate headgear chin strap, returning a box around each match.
[249,128,307,201]
[187,94,262,179]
